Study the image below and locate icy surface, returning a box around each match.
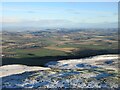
[46,54,118,71]
[1,54,119,88]
[0,64,50,78]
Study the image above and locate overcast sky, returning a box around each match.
[1,2,118,29]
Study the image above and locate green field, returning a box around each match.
[2,29,118,59]
[11,48,68,58]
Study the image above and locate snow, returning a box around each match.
[1,54,119,88]
[0,64,50,78]
[46,54,118,71]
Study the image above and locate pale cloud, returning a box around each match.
[67,9,117,16]
[2,17,22,23]
[2,19,75,28]
[2,18,117,29]
[1,2,118,29]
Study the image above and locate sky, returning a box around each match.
[1,2,118,29]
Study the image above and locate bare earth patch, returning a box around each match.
[44,46,77,52]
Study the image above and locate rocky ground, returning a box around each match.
[1,54,119,88]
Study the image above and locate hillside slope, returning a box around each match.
[1,54,119,88]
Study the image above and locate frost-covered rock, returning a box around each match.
[1,54,119,88]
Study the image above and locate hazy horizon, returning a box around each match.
[1,2,118,30]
